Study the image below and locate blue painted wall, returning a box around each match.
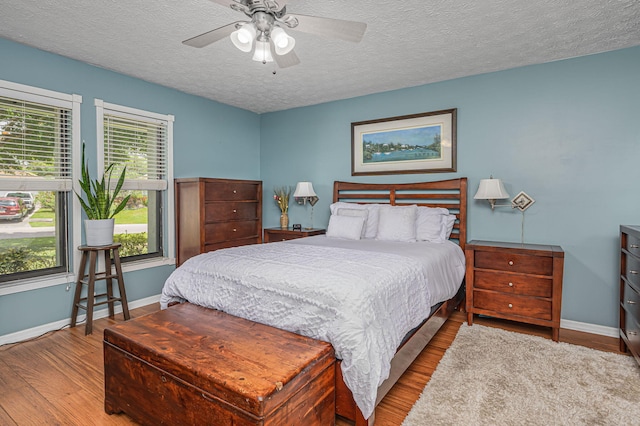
[0,38,260,336]
[260,46,640,328]
[1,36,638,336]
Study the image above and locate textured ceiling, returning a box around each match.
[1,0,639,114]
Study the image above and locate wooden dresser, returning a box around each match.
[620,225,640,365]
[465,240,564,341]
[175,178,262,266]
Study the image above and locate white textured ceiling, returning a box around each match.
[1,0,639,114]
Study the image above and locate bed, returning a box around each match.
[160,178,468,425]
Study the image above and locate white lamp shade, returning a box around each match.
[252,39,274,62]
[293,182,317,198]
[271,27,295,55]
[474,178,510,200]
[230,24,256,52]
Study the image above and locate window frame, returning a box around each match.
[94,99,175,267]
[0,79,82,296]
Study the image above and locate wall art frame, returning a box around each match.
[351,108,457,176]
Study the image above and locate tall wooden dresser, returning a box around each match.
[620,225,640,365]
[175,178,262,266]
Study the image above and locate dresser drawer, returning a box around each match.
[624,314,640,356]
[205,182,260,202]
[204,221,259,243]
[473,290,552,320]
[474,270,552,298]
[204,238,259,253]
[625,255,640,288]
[623,281,640,321]
[474,251,553,275]
[627,233,640,255]
[205,201,259,222]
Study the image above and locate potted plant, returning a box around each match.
[75,143,130,246]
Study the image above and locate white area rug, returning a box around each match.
[402,324,640,425]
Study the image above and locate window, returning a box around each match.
[95,100,174,263]
[0,80,81,285]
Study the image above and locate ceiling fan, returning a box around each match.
[183,0,367,68]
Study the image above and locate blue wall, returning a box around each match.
[1,36,639,336]
[0,38,260,336]
[260,46,640,328]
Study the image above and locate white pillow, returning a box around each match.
[416,206,450,242]
[375,205,417,242]
[329,202,381,239]
[443,214,456,240]
[326,214,365,240]
[337,208,369,238]
[415,206,457,243]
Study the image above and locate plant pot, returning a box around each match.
[85,218,115,246]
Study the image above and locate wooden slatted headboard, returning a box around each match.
[333,178,468,251]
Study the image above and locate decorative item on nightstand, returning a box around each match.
[474,176,536,243]
[293,181,319,230]
[273,186,292,229]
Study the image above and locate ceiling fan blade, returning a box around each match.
[272,47,300,69]
[183,22,241,48]
[207,0,246,8]
[282,13,367,43]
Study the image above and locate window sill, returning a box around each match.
[0,257,176,296]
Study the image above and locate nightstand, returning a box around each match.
[465,240,564,341]
[263,227,326,243]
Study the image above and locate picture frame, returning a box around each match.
[351,108,457,176]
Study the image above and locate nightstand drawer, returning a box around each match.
[474,270,552,298]
[475,251,553,275]
[473,290,552,320]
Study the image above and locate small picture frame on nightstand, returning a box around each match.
[292,224,302,231]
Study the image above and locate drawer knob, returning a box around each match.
[233,209,237,213]
[631,244,639,249]
[508,260,514,266]
[629,300,637,305]
[508,303,513,308]
[508,282,513,287]
[281,238,286,241]
[629,331,638,336]
[233,228,237,232]
[630,270,639,275]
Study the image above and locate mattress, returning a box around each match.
[160,235,465,419]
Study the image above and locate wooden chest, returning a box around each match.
[104,303,335,425]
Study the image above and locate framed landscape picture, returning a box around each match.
[351,108,457,176]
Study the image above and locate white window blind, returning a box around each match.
[101,107,168,191]
[0,92,74,191]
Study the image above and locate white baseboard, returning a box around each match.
[560,318,619,338]
[0,294,161,346]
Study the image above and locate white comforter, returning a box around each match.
[160,236,465,419]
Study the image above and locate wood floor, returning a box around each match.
[0,304,622,426]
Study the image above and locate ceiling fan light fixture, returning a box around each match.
[270,27,295,55]
[230,23,256,53]
[252,39,274,63]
